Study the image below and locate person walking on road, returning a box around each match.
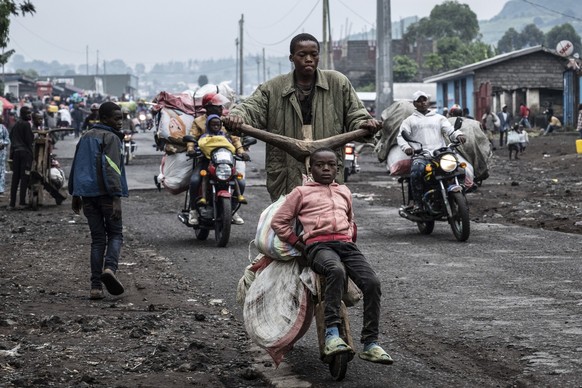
[496,105,513,147]
[68,102,128,300]
[8,106,33,210]
[224,33,380,201]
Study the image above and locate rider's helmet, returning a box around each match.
[90,103,100,111]
[202,92,229,107]
[449,104,463,117]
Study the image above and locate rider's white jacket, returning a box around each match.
[397,110,463,153]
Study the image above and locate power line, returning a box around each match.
[519,0,582,22]
[336,0,374,26]
[245,0,321,47]
[14,19,86,54]
[246,0,307,29]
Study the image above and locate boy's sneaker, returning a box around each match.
[101,268,124,296]
[89,289,104,300]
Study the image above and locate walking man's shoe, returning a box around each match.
[101,268,125,295]
[89,289,105,300]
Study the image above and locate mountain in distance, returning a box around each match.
[478,0,582,47]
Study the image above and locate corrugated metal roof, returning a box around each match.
[423,45,560,83]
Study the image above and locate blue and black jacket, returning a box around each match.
[68,124,128,198]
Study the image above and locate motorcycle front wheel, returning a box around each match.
[215,197,232,247]
[448,192,470,242]
[125,150,130,165]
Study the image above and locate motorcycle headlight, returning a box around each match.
[124,134,131,141]
[139,113,146,121]
[215,163,233,181]
[439,154,458,172]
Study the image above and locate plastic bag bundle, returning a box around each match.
[49,167,65,189]
[449,117,492,182]
[255,196,302,261]
[156,108,195,143]
[236,254,272,306]
[243,260,314,366]
[157,152,193,195]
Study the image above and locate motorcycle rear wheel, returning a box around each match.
[215,197,232,247]
[448,192,470,242]
[417,220,435,235]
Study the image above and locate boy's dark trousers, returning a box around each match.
[306,241,381,344]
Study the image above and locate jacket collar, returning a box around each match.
[304,180,339,187]
[92,123,124,140]
[281,68,330,98]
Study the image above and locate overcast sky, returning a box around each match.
[8,0,508,69]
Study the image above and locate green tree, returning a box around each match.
[404,0,479,43]
[393,55,418,82]
[521,24,545,48]
[545,23,582,53]
[15,67,37,78]
[423,53,444,72]
[497,28,522,54]
[0,1,36,67]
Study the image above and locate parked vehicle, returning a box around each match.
[397,118,471,242]
[177,135,256,247]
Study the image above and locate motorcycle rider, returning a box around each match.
[397,91,466,213]
[82,103,100,132]
[186,92,249,225]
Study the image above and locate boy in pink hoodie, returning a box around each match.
[271,147,393,365]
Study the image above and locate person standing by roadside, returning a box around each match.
[496,105,513,147]
[577,104,582,139]
[519,103,531,129]
[68,102,127,300]
[8,106,33,210]
[0,113,10,197]
[224,33,380,201]
[481,107,499,151]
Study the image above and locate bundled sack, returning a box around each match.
[236,253,273,306]
[244,259,314,366]
[374,100,415,163]
[157,152,193,195]
[449,117,492,182]
[156,108,195,144]
[49,166,66,189]
[255,196,302,261]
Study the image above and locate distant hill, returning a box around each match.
[479,0,582,48]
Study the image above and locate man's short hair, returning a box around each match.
[99,101,121,119]
[19,106,31,116]
[290,33,319,54]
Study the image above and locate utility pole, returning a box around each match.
[376,0,393,115]
[256,55,260,86]
[321,0,333,70]
[235,38,239,94]
[86,45,89,75]
[238,14,244,96]
[262,48,266,83]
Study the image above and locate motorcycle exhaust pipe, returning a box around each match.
[398,208,426,223]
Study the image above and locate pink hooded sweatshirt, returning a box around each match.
[271,181,355,246]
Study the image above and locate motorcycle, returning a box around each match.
[137,110,153,132]
[397,117,471,242]
[343,142,359,182]
[177,135,256,247]
[122,130,137,165]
